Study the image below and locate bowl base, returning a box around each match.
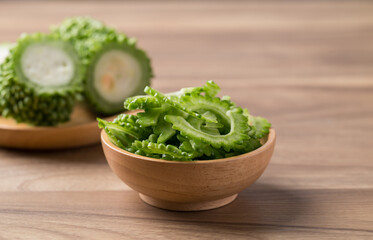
[139,193,238,211]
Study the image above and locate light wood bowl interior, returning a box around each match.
[101,129,276,211]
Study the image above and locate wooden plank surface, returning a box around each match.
[0,0,372,239]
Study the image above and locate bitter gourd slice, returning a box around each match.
[97,81,271,161]
[164,107,250,152]
[130,140,194,161]
[0,33,83,126]
[53,17,153,116]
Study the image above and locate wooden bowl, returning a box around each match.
[101,129,276,211]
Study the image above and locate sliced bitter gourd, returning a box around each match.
[244,109,272,139]
[98,114,152,147]
[0,33,83,126]
[53,17,153,116]
[165,80,220,98]
[164,107,250,152]
[248,116,271,139]
[130,140,194,161]
[124,95,161,110]
[112,114,152,139]
[97,81,271,161]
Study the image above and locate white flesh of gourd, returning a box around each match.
[21,43,75,86]
[0,44,10,65]
[94,50,141,103]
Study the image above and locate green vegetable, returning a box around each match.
[98,81,271,161]
[52,17,153,116]
[0,33,83,126]
[247,113,271,139]
[0,43,13,65]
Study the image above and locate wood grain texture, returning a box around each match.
[0,0,372,239]
[0,104,116,149]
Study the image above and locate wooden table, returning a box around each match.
[0,1,372,239]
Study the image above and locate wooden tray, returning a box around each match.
[0,104,116,150]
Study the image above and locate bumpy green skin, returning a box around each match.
[165,108,250,152]
[124,95,161,110]
[53,17,153,116]
[130,140,194,161]
[244,108,272,139]
[248,116,271,139]
[51,17,117,63]
[0,34,83,126]
[98,81,271,161]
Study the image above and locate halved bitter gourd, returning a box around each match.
[0,33,83,126]
[85,38,152,115]
[53,17,153,116]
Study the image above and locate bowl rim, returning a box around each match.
[101,128,276,164]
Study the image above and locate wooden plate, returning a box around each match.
[0,104,116,150]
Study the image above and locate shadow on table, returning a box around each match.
[149,183,310,232]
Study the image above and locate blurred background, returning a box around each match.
[1,1,371,93]
[0,0,372,189]
[0,1,372,238]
